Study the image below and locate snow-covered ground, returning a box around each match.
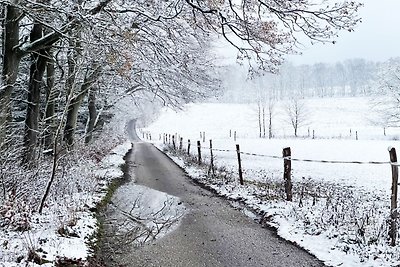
[146,97,399,194]
[147,97,400,140]
[0,141,131,266]
[144,97,400,267]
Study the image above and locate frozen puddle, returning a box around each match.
[104,182,186,247]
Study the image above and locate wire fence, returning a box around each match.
[212,148,392,165]
[139,131,399,165]
[160,134,395,166]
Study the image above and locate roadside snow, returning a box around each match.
[0,141,132,266]
[163,148,398,267]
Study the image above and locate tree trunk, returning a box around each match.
[44,51,56,151]
[257,101,261,138]
[23,23,49,163]
[64,65,102,148]
[0,4,22,145]
[1,5,5,58]
[268,100,274,139]
[63,37,80,149]
[269,112,273,139]
[262,105,266,138]
[65,49,77,100]
[64,98,83,148]
[85,87,97,144]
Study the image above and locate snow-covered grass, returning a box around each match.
[144,97,400,267]
[147,97,400,140]
[0,141,132,266]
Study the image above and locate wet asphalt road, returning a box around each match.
[106,120,325,267]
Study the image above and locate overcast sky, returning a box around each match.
[289,0,400,65]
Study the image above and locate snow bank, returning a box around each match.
[0,141,132,266]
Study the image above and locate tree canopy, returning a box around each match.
[0,0,361,160]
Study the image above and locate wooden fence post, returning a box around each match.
[230,129,232,138]
[179,137,183,150]
[203,132,205,143]
[389,147,398,246]
[234,131,237,142]
[188,139,191,155]
[197,141,201,164]
[283,147,292,201]
[210,139,215,176]
[172,135,176,149]
[356,131,358,140]
[236,144,244,185]
[168,134,171,144]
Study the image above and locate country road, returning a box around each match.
[100,120,325,267]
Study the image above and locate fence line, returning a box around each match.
[165,137,393,166]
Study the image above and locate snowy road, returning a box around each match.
[95,120,324,266]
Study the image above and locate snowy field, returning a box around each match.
[144,97,400,267]
[147,97,400,140]
[146,97,399,194]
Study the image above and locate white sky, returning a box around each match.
[289,0,400,64]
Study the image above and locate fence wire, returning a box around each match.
[160,135,397,166]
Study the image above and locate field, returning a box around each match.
[146,97,400,193]
[144,97,400,267]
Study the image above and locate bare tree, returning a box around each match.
[267,98,275,139]
[371,61,400,129]
[256,94,275,139]
[256,98,264,138]
[285,97,309,137]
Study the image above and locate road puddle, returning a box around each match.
[102,182,186,249]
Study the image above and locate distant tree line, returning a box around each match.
[220,57,399,102]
